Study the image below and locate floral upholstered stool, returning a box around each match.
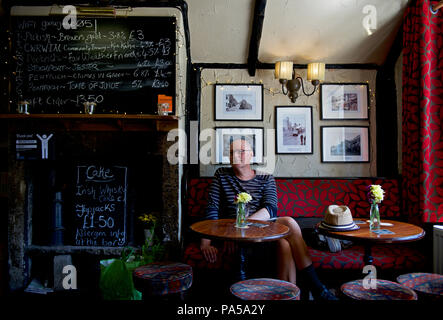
[230,278,300,300]
[341,279,417,300]
[396,273,443,300]
[133,262,193,300]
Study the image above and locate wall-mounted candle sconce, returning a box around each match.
[275,61,325,103]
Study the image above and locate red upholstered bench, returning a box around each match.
[183,177,426,273]
[308,244,425,270]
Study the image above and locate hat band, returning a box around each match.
[320,221,358,231]
[322,221,355,228]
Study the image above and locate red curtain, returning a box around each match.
[402,0,443,223]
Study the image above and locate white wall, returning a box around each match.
[199,68,377,177]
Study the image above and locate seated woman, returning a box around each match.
[199,137,337,300]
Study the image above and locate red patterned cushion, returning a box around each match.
[187,178,212,218]
[183,241,237,271]
[230,278,300,300]
[276,179,400,218]
[187,178,401,219]
[309,244,425,270]
[133,262,193,295]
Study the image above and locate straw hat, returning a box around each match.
[319,205,359,232]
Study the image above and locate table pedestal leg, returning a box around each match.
[364,244,373,266]
[237,246,247,281]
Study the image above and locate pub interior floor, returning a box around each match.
[182,267,421,302]
[5,260,432,302]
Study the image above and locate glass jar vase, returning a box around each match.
[235,202,249,228]
[369,202,380,231]
[144,228,154,247]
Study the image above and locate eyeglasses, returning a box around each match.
[230,149,252,155]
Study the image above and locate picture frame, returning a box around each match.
[214,84,263,121]
[321,126,370,163]
[275,106,313,154]
[320,83,369,120]
[215,127,264,164]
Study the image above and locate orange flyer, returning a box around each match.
[158,95,173,113]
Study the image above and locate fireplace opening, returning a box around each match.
[27,131,165,248]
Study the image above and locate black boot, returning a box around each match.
[296,274,311,300]
[298,264,338,301]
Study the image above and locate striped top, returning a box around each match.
[205,167,278,220]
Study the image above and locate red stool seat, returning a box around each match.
[396,273,443,298]
[133,262,193,296]
[230,278,300,300]
[341,279,417,300]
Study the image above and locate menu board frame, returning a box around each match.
[10,13,176,115]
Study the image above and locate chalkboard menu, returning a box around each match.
[74,165,127,247]
[12,16,176,114]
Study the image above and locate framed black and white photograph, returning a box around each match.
[320,83,369,120]
[215,127,264,164]
[214,84,263,121]
[321,126,369,163]
[275,106,313,154]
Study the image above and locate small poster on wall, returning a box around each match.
[15,133,54,160]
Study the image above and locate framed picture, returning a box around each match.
[321,126,370,163]
[275,106,313,154]
[215,127,264,164]
[214,84,263,121]
[320,83,369,120]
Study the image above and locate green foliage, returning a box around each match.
[99,248,142,300]
[141,224,165,264]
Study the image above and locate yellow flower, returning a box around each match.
[369,185,384,203]
[234,192,252,204]
[138,213,157,227]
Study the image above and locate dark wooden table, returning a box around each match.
[190,218,290,280]
[317,219,425,266]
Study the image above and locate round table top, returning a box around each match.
[190,219,290,243]
[316,219,425,244]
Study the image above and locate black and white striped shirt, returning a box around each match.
[205,167,278,220]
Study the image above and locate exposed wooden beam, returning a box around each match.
[247,0,267,77]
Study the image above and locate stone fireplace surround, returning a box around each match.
[8,130,180,291]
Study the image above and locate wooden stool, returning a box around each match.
[397,273,443,300]
[133,262,193,299]
[341,279,417,300]
[230,278,300,300]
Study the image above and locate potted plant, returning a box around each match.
[138,212,165,264]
